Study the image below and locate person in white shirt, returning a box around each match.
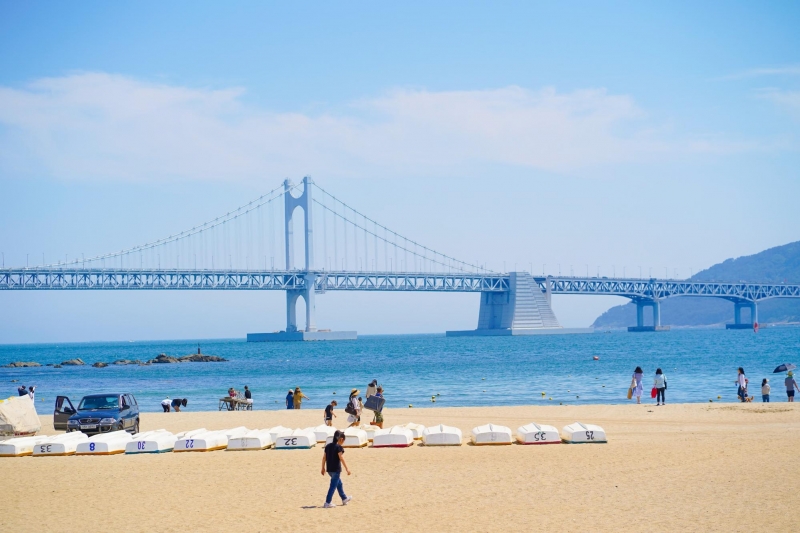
[761,378,770,402]
[736,368,749,402]
[27,385,36,402]
[161,396,171,412]
[653,369,666,406]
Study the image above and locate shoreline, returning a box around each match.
[3,403,798,531]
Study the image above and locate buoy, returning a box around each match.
[482,378,486,380]
[409,404,413,408]
[332,392,336,394]
[567,390,570,392]
[593,356,599,360]
[717,395,721,399]
[576,395,579,398]
[483,390,486,392]
[541,392,545,396]
[602,385,605,388]
[548,397,552,401]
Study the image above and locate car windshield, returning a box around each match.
[78,396,119,410]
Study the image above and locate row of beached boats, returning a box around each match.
[0,421,606,457]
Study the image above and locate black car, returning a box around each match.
[54,393,140,435]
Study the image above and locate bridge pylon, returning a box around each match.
[726,300,758,329]
[628,298,670,332]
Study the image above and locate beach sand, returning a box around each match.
[2,402,798,532]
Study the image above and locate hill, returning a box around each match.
[592,241,800,328]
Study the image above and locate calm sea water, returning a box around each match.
[2,327,798,415]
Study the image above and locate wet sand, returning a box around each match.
[2,402,798,532]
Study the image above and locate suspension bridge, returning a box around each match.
[2,177,799,339]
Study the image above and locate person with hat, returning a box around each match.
[321,430,352,508]
[293,387,310,409]
[285,389,294,409]
[366,379,378,398]
[347,389,361,427]
[786,371,799,402]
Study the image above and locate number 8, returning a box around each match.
[89,442,95,451]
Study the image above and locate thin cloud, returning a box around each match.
[0,72,771,183]
[719,65,800,80]
[756,88,800,119]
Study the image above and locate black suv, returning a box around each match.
[54,393,140,435]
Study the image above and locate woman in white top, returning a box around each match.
[27,386,36,402]
[736,368,748,402]
[347,388,361,427]
[653,369,666,406]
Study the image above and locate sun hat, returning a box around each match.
[351,388,360,395]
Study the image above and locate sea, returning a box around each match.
[2,327,798,414]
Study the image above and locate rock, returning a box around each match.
[112,359,143,365]
[177,354,228,363]
[53,365,62,369]
[2,361,41,368]
[60,358,85,366]
[147,354,180,364]
[92,362,108,368]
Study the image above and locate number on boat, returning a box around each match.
[137,441,145,450]
[585,431,594,440]
[89,442,95,451]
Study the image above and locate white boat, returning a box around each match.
[76,430,132,455]
[0,435,50,457]
[401,422,426,440]
[359,424,381,442]
[175,430,226,452]
[422,424,463,446]
[311,424,337,443]
[372,426,414,448]
[33,432,89,456]
[470,424,512,446]
[561,422,607,444]
[268,425,293,442]
[126,429,190,454]
[516,423,561,445]
[274,428,317,449]
[227,429,274,451]
[342,427,368,448]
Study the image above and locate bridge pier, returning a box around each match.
[628,299,670,332]
[726,300,758,329]
[447,272,592,336]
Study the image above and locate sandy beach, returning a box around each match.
[2,402,798,532]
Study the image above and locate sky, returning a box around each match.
[0,1,799,343]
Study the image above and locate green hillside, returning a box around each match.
[592,241,800,328]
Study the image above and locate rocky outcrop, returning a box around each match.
[2,361,41,368]
[147,354,180,364]
[92,362,108,368]
[60,358,85,366]
[112,359,143,365]
[53,365,62,368]
[178,354,228,363]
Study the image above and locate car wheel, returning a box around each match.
[133,420,139,434]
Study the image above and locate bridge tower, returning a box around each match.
[284,176,316,333]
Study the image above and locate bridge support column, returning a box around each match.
[727,301,758,329]
[628,298,669,332]
[447,272,592,336]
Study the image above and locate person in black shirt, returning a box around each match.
[17,385,27,396]
[321,430,352,508]
[324,400,337,426]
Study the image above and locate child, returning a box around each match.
[321,430,352,508]
[324,400,337,426]
[761,378,770,403]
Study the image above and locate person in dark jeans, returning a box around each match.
[286,389,294,409]
[320,430,352,508]
[653,368,667,406]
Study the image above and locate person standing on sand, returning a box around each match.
[366,379,378,398]
[372,386,385,428]
[161,397,171,412]
[286,389,294,409]
[632,367,644,404]
[786,371,799,402]
[321,430,352,508]
[653,369,666,406]
[324,400,337,426]
[761,379,770,402]
[17,385,27,396]
[293,387,309,409]
[347,389,361,427]
[736,368,748,402]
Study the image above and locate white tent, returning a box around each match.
[0,395,41,436]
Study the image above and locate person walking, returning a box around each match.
[346,389,361,427]
[631,367,644,404]
[372,386,385,428]
[786,371,799,402]
[293,387,310,409]
[286,389,294,409]
[324,400,337,426]
[653,369,666,406]
[761,378,770,402]
[736,367,748,402]
[320,430,352,508]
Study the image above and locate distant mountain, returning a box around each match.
[592,241,800,328]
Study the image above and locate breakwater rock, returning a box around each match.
[112,359,144,365]
[92,362,108,368]
[178,354,227,363]
[60,359,85,366]
[2,361,41,368]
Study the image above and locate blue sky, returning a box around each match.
[1,1,799,342]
